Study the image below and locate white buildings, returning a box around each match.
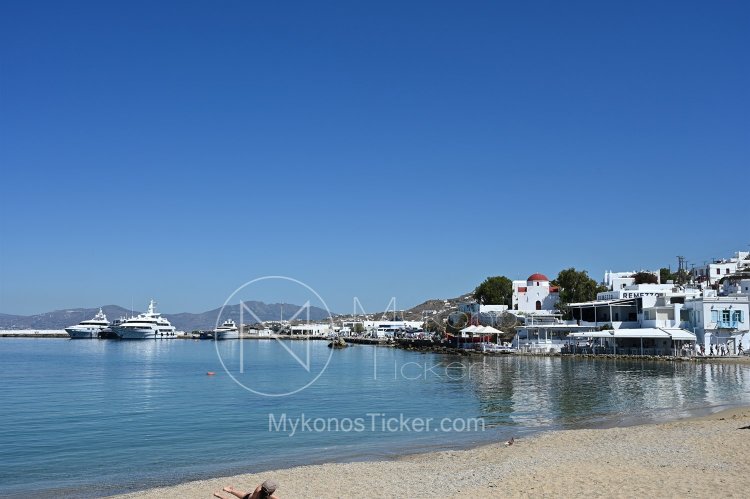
[603,270,660,290]
[569,297,640,329]
[512,314,595,353]
[290,323,332,336]
[724,278,750,296]
[457,302,509,326]
[682,295,749,353]
[597,283,702,306]
[603,271,636,290]
[244,325,273,337]
[512,273,560,311]
[571,283,702,329]
[691,251,750,286]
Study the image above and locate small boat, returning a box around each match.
[65,308,109,339]
[213,319,239,340]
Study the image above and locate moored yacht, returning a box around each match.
[65,308,109,339]
[111,300,178,339]
[214,319,239,340]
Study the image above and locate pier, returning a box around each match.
[0,330,68,338]
[344,337,391,346]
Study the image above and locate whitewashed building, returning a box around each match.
[603,271,636,290]
[290,323,332,336]
[691,251,750,286]
[512,273,560,311]
[682,295,750,353]
[723,277,750,296]
[571,285,701,331]
[357,320,424,337]
[597,283,702,307]
[457,302,509,326]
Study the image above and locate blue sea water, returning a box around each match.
[1,338,749,497]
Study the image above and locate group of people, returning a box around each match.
[696,343,742,357]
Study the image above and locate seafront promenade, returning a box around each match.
[114,407,750,498]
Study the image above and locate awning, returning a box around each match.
[612,329,669,339]
[662,328,697,341]
[570,328,696,341]
[567,298,635,307]
[569,331,614,338]
[477,325,501,335]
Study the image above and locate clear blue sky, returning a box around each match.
[1,1,748,315]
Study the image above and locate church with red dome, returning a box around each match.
[512,273,560,311]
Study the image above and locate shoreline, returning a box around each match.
[4,336,749,365]
[396,340,750,365]
[113,406,750,498]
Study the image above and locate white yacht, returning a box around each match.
[213,319,239,340]
[65,308,109,339]
[111,300,178,339]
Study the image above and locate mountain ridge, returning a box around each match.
[0,302,331,331]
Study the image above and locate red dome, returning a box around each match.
[527,273,549,282]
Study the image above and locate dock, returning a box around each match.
[344,337,391,346]
[0,330,69,338]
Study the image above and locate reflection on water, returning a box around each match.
[438,355,750,429]
[0,340,749,497]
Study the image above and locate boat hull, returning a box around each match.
[112,327,180,339]
[112,327,156,340]
[215,330,239,340]
[65,328,101,339]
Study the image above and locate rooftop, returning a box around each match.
[527,273,549,282]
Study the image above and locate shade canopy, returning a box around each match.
[612,329,670,339]
[459,325,479,337]
[476,325,501,335]
[568,328,696,341]
[569,331,614,338]
[662,329,697,341]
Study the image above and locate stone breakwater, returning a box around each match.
[0,329,68,337]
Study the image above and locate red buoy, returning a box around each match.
[207,371,216,376]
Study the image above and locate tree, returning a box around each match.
[552,268,607,314]
[423,317,444,334]
[659,267,676,284]
[473,276,513,306]
[633,271,658,284]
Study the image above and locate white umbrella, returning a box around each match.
[480,325,501,335]
[460,325,478,337]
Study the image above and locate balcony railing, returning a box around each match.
[715,320,739,329]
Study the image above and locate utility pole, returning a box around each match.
[676,256,687,285]
[690,263,695,284]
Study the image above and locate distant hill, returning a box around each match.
[0,293,477,331]
[334,293,473,322]
[0,302,331,331]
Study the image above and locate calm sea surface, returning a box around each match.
[1,338,749,497]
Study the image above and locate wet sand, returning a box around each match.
[113,406,750,498]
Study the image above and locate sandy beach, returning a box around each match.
[114,406,750,498]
